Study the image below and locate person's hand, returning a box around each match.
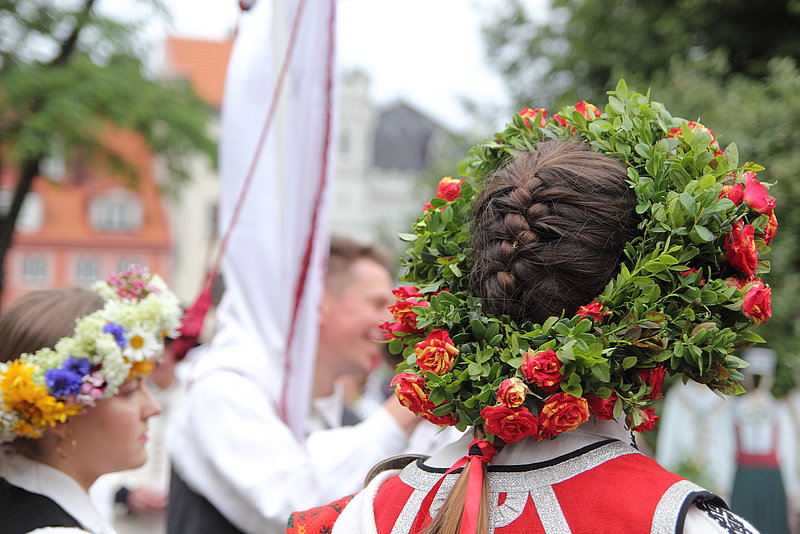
[383,395,423,437]
[126,486,168,515]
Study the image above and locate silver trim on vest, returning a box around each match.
[394,441,639,531]
[652,479,706,534]
[531,486,571,534]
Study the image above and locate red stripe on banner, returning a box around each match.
[280,0,337,426]
[203,0,309,296]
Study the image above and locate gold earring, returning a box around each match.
[56,437,77,460]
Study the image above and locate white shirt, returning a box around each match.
[1,451,118,534]
[169,365,410,534]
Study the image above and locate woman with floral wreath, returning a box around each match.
[0,266,182,534]
[288,82,771,533]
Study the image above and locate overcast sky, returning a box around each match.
[148,0,514,130]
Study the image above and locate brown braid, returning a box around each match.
[471,141,638,324]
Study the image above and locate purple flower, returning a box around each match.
[45,368,83,397]
[63,356,90,377]
[102,322,126,348]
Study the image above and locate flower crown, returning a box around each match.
[382,81,776,444]
[0,266,182,443]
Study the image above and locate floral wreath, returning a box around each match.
[0,266,182,443]
[381,81,777,444]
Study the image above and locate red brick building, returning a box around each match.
[2,129,171,307]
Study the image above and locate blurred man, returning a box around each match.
[167,237,421,534]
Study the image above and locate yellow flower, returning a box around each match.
[128,360,154,378]
[1,360,81,435]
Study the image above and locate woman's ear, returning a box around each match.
[48,420,74,440]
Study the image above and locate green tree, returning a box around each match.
[484,0,800,109]
[481,0,800,394]
[0,0,215,301]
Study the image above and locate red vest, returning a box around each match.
[372,440,716,533]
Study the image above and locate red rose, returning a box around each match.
[630,407,659,432]
[390,372,432,414]
[742,171,776,215]
[574,101,601,119]
[538,393,590,439]
[436,177,465,202]
[725,221,758,277]
[679,268,706,286]
[742,280,772,326]
[586,392,617,420]
[762,210,778,246]
[387,298,429,333]
[420,406,459,427]
[415,329,459,375]
[576,301,611,323]
[719,183,744,205]
[496,378,527,408]
[520,107,547,128]
[553,114,568,127]
[668,121,721,154]
[392,285,422,300]
[481,405,538,443]
[637,365,667,400]
[520,349,562,392]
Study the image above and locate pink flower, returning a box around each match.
[742,171,776,214]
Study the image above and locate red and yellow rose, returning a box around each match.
[637,365,667,400]
[520,349,562,392]
[742,171,776,215]
[742,280,772,326]
[576,301,611,323]
[481,405,538,443]
[414,329,459,375]
[586,392,617,420]
[519,107,547,128]
[538,393,590,439]
[391,372,432,414]
[725,221,758,277]
[496,378,527,408]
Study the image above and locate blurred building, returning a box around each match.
[1,36,451,308]
[163,37,451,301]
[1,130,171,307]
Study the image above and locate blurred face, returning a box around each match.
[65,377,161,480]
[318,258,392,378]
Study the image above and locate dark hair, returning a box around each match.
[421,142,638,534]
[0,288,104,363]
[326,235,393,295]
[471,141,638,324]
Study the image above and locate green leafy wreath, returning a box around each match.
[382,81,777,444]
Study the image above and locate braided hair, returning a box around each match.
[471,141,639,324]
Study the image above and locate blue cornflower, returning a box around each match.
[45,368,83,397]
[102,322,127,349]
[63,356,90,377]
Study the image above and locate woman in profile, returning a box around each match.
[0,267,181,533]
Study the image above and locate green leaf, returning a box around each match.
[622,356,638,369]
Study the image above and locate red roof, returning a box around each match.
[165,36,234,108]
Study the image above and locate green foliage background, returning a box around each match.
[481,0,800,395]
